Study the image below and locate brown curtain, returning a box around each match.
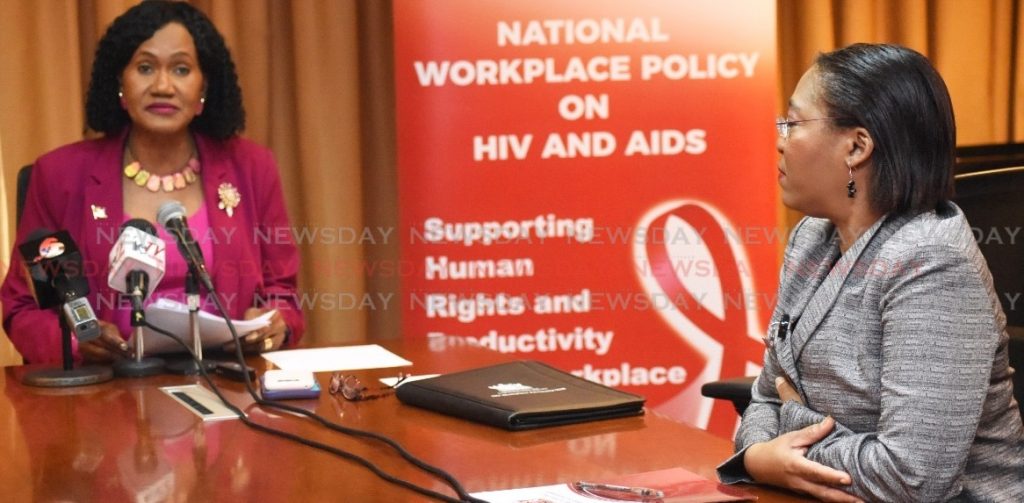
[0,0,1021,364]
[0,135,12,365]
[779,0,1022,145]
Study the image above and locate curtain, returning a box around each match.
[0,0,1021,356]
[779,0,1022,145]
[0,134,15,366]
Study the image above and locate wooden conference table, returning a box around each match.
[0,338,811,502]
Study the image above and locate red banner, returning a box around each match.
[394,0,778,437]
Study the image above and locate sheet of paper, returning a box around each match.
[382,374,439,387]
[137,298,274,354]
[470,467,754,503]
[261,344,413,372]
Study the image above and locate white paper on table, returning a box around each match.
[136,298,275,354]
[381,374,438,387]
[471,484,580,503]
[471,467,754,503]
[261,344,412,372]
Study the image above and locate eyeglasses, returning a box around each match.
[329,373,407,401]
[775,116,847,139]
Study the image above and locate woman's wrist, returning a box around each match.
[742,441,766,482]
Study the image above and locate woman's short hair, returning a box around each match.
[815,43,956,215]
[85,0,244,139]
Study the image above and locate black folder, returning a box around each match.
[395,360,645,430]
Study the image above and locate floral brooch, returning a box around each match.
[217,183,241,217]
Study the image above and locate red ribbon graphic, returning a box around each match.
[644,203,766,436]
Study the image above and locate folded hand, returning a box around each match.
[744,417,861,502]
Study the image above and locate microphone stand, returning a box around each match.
[22,308,114,387]
[166,269,216,375]
[113,286,165,377]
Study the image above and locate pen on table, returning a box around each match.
[574,481,665,499]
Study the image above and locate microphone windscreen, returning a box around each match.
[25,227,55,242]
[155,199,209,287]
[17,229,83,309]
[18,229,79,263]
[156,201,187,229]
[122,218,158,236]
[107,221,167,296]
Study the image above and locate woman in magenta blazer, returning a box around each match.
[1,1,304,364]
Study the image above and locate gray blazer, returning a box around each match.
[718,202,1024,501]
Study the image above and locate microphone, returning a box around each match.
[154,202,217,376]
[17,229,101,341]
[156,201,213,291]
[22,228,61,294]
[108,220,168,377]
[108,219,166,318]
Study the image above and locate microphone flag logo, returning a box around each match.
[36,237,66,261]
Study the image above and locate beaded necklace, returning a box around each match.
[123,147,201,193]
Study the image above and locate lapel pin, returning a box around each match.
[90,204,108,220]
[217,182,241,218]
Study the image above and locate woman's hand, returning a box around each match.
[744,417,859,502]
[79,320,131,363]
[222,307,287,353]
[776,375,802,404]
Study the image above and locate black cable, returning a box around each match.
[161,223,485,500]
[144,320,478,503]
[142,315,485,499]
[199,292,485,502]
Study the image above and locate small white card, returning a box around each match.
[160,384,240,421]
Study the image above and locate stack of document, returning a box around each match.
[135,298,274,355]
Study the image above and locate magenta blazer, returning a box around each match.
[2,129,305,364]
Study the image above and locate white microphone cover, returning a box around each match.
[108,222,167,296]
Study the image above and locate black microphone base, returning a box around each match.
[22,365,114,387]
[113,357,166,378]
[165,357,217,375]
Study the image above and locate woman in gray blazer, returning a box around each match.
[718,43,1024,502]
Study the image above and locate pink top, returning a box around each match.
[113,204,216,338]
